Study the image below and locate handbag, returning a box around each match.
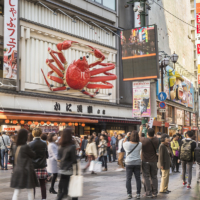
[68,161,83,197]
[89,160,102,172]
[1,136,8,153]
[173,142,179,157]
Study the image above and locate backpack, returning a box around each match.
[195,147,200,164]
[180,140,193,161]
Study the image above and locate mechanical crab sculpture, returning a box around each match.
[41,40,117,98]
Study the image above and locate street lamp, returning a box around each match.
[170,52,179,70]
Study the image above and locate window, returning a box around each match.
[91,0,116,11]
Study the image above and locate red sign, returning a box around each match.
[197,24,200,34]
[198,75,200,85]
[197,44,200,54]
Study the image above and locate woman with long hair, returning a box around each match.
[57,127,78,200]
[47,133,58,194]
[10,129,39,200]
[83,135,97,174]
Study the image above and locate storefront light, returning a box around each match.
[28,121,32,125]
[46,121,51,125]
[61,122,66,126]
[20,120,25,124]
[5,119,10,124]
[40,121,45,125]
[34,121,39,125]
[75,123,78,126]
[82,123,85,127]
[54,122,58,126]
[13,120,17,124]
[68,122,72,126]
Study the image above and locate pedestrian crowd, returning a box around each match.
[0,125,198,199]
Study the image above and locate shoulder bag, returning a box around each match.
[127,143,139,157]
[1,136,8,153]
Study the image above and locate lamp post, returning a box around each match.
[159,53,178,133]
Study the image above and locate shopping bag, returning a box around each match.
[79,150,83,157]
[68,162,83,197]
[89,161,102,172]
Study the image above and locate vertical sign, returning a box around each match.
[197,44,200,55]
[132,81,151,118]
[134,2,141,27]
[3,0,18,79]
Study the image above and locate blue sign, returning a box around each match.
[159,102,166,109]
[158,92,167,101]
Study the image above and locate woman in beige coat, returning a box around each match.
[83,136,97,174]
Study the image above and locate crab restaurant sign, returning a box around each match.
[3,0,18,80]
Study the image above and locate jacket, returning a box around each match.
[58,145,77,175]
[47,142,58,173]
[10,144,39,189]
[157,143,171,170]
[86,142,97,157]
[81,139,88,151]
[171,140,179,156]
[0,134,10,150]
[9,141,16,157]
[29,138,48,169]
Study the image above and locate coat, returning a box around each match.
[10,144,39,189]
[47,142,58,173]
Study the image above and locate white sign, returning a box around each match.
[159,109,166,113]
[3,0,18,79]
[1,125,21,132]
[134,2,141,27]
[148,118,154,128]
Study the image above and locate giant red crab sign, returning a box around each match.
[41,40,117,98]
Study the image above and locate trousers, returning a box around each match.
[118,152,125,168]
[107,147,111,162]
[1,149,8,169]
[112,145,116,161]
[51,173,58,189]
[99,156,107,169]
[126,165,141,195]
[34,179,46,199]
[12,189,34,200]
[182,161,193,185]
[142,161,158,196]
[160,169,170,192]
[172,156,179,172]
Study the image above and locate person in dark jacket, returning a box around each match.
[158,134,171,194]
[57,127,78,200]
[10,129,39,200]
[29,128,48,200]
[8,135,17,169]
[81,136,88,160]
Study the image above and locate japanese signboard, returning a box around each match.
[197,13,200,34]
[3,0,18,79]
[1,125,21,132]
[197,44,200,54]
[184,111,190,126]
[198,75,200,85]
[191,113,197,126]
[176,109,184,125]
[132,81,151,118]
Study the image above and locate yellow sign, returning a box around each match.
[198,65,200,74]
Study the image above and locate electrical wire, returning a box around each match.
[153,1,196,29]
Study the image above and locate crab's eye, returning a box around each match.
[86,55,89,58]
[92,50,94,51]
[80,57,83,60]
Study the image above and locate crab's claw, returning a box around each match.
[57,40,79,51]
[87,45,105,61]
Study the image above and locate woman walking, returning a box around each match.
[123,131,142,199]
[47,133,58,194]
[57,128,78,200]
[10,129,39,200]
[171,134,180,173]
[83,135,97,174]
[29,128,48,200]
[98,135,108,171]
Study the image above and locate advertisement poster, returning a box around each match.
[133,81,151,118]
[184,111,190,126]
[176,109,184,125]
[3,0,18,79]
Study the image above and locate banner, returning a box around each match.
[3,0,18,79]
[133,81,151,118]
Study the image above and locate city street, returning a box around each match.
[0,162,197,200]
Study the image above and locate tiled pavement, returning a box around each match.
[0,161,198,200]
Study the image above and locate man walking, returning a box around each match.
[111,132,117,162]
[0,131,10,170]
[105,132,112,163]
[180,131,196,189]
[158,134,171,194]
[139,125,159,198]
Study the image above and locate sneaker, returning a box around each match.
[127,194,132,199]
[146,195,153,198]
[152,194,157,197]
[187,185,191,190]
[183,182,187,186]
[115,168,124,172]
[136,194,140,199]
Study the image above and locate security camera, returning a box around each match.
[138,6,144,13]
[133,6,138,12]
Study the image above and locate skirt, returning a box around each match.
[35,168,48,179]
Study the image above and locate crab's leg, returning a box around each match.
[47,71,64,84]
[41,69,66,91]
[86,82,114,89]
[90,63,115,76]
[81,89,99,98]
[46,59,64,78]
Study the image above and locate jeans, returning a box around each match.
[172,156,179,172]
[112,145,116,161]
[126,165,141,195]
[142,161,158,196]
[1,149,8,169]
[107,147,111,162]
[99,156,107,169]
[182,161,193,185]
[57,174,78,200]
[12,189,34,200]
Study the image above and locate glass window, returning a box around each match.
[94,0,102,3]
[103,0,116,10]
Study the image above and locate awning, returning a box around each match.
[0,112,98,123]
[153,120,169,128]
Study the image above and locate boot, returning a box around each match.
[49,188,58,194]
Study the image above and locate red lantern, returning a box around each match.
[28,121,32,125]
[40,121,45,125]
[46,121,51,125]
[5,120,10,124]
[34,121,39,125]
[20,120,25,124]
[13,120,17,124]
[75,123,78,126]
[61,122,66,126]
[54,122,58,126]
[81,123,85,127]
[68,122,72,126]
